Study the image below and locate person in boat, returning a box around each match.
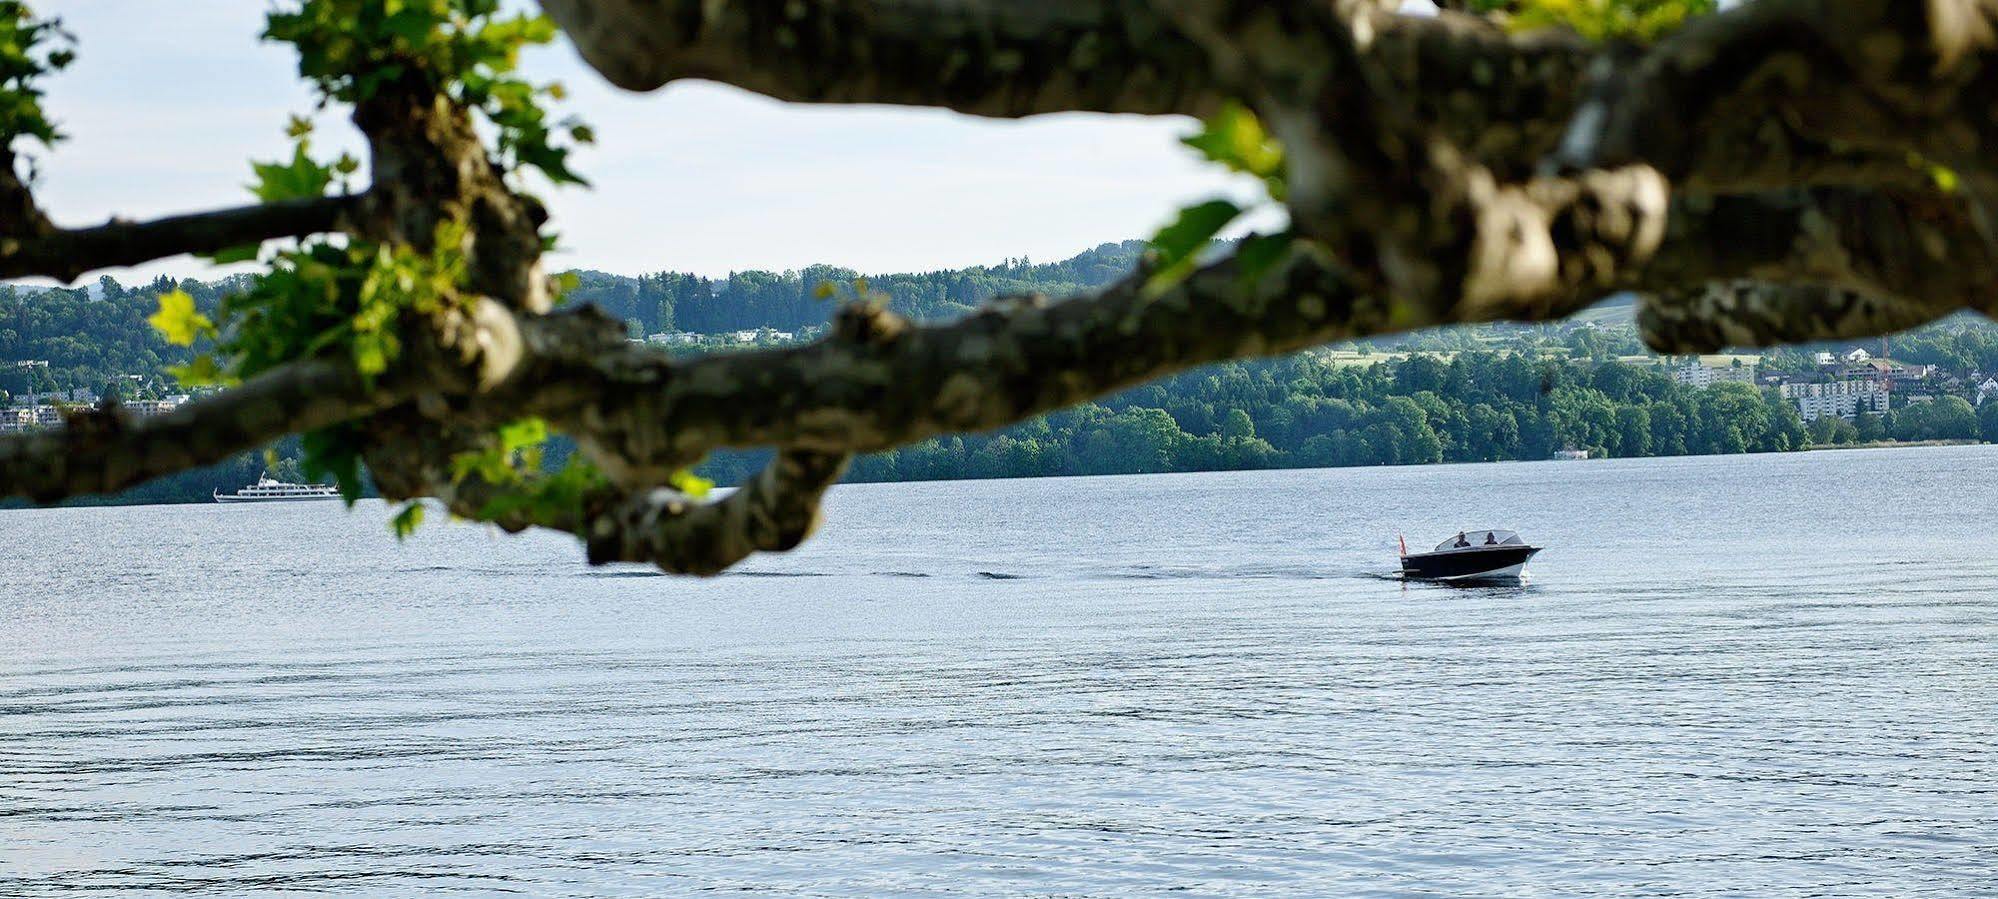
[1484,532,1498,545]
[1454,532,1470,548]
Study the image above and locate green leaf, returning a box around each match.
[206,243,261,265]
[1502,0,1718,40]
[250,142,334,203]
[390,501,426,541]
[1152,199,1243,263]
[1234,231,1296,285]
[668,468,714,498]
[1147,199,1244,291]
[301,425,367,505]
[497,417,549,454]
[1182,101,1284,180]
[166,354,234,388]
[148,289,215,346]
[381,9,438,44]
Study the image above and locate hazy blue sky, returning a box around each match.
[31,1,1283,283]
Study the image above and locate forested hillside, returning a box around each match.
[0,276,244,398]
[1,244,1147,396]
[558,242,1147,334]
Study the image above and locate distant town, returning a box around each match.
[0,362,193,433]
[1682,345,1998,424]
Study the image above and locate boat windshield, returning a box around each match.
[1434,530,1523,552]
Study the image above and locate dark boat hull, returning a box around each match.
[1401,545,1540,582]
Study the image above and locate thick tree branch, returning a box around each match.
[1556,0,1998,192]
[536,0,1593,177]
[18,181,1984,510]
[0,195,364,282]
[361,410,849,576]
[538,0,1224,118]
[576,450,852,575]
[0,358,411,504]
[516,252,1376,483]
[1638,283,1951,354]
[499,181,1998,490]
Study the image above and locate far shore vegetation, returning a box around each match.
[9,241,1998,506]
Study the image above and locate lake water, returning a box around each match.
[4,446,1997,896]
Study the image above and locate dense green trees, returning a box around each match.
[560,242,1145,334]
[0,277,240,398]
[1889,396,1980,443]
[692,353,1823,485]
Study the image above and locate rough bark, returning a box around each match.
[1558,0,1998,192]
[0,358,417,504]
[538,0,1225,118]
[0,195,363,282]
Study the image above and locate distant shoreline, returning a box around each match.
[1801,439,1980,452]
[8,439,1992,512]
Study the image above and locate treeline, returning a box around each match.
[699,351,1835,485]
[0,438,312,509]
[1760,317,1998,377]
[560,241,1145,334]
[1,243,1147,395]
[1802,394,1991,446]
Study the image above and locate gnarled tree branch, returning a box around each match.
[1556,0,1998,193]
[495,182,1998,487]
[539,0,1224,118]
[539,0,1596,175]
[0,194,365,282]
[0,356,413,504]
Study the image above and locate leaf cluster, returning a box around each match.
[172,219,477,387]
[1150,102,1293,292]
[1471,0,1719,42]
[265,0,590,184]
[0,1,73,159]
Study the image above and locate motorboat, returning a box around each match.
[213,473,341,502]
[1399,529,1541,582]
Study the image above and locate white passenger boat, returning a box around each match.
[213,473,341,502]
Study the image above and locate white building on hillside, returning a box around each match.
[0,395,191,433]
[1671,358,1757,388]
[127,395,190,417]
[0,404,66,433]
[1780,379,1889,422]
[0,406,34,433]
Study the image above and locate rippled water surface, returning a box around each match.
[5,446,1998,895]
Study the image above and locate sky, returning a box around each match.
[28,1,1286,284]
